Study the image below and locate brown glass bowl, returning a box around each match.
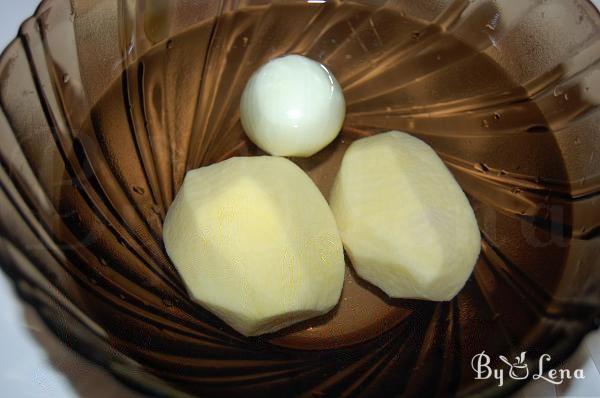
[1,0,600,396]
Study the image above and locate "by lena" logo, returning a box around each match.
[471,351,585,387]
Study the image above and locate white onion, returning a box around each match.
[240,55,346,157]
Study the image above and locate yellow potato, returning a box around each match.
[330,131,480,301]
[163,156,344,336]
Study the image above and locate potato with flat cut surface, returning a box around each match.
[329,131,480,301]
[163,156,345,336]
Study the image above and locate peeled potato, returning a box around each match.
[163,156,344,336]
[329,131,480,301]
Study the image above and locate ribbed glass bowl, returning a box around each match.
[1,0,600,396]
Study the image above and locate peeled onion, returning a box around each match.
[240,55,345,157]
